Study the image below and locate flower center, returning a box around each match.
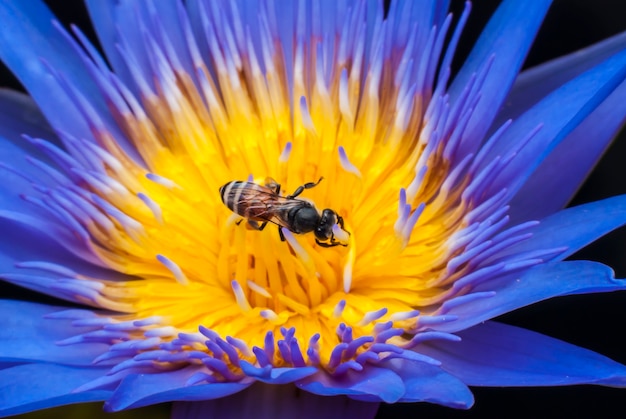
[77,79,469,367]
[17,2,481,370]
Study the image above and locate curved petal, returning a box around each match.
[494,194,626,263]
[480,47,626,202]
[509,76,626,223]
[436,261,625,333]
[419,321,626,387]
[297,367,405,403]
[0,1,103,143]
[0,363,111,416]
[0,138,51,213]
[104,367,251,411]
[380,358,473,408]
[0,300,109,365]
[0,213,120,280]
[448,0,552,158]
[0,89,60,153]
[493,30,626,129]
[240,361,318,384]
[86,0,200,98]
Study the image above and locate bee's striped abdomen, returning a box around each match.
[219,181,272,219]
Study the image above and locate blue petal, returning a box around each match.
[436,261,625,333]
[84,0,145,96]
[0,89,61,153]
[0,300,109,365]
[498,32,626,224]
[105,367,251,411]
[86,0,200,98]
[495,194,626,263]
[509,77,626,223]
[419,321,626,387]
[479,47,626,202]
[240,361,318,384]
[0,1,104,144]
[297,367,405,403]
[448,0,552,157]
[379,358,473,408]
[493,31,626,129]
[0,363,111,416]
[0,213,125,303]
[0,137,50,214]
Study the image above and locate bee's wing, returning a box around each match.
[265,198,305,229]
[240,192,295,228]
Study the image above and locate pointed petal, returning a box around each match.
[509,76,626,223]
[496,194,626,263]
[448,0,552,156]
[0,363,110,416]
[84,0,143,95]
[0,138,50,214]
[481,47,626,202]
[437,261,625,333]
[86,0,199,97]
[493,31,626,128]
[420,321,626,387]
[105,367,250,411]
[0,89,60,153]
[0,1,104,143]
[0,300,108,365]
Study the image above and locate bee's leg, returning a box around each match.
[236,219,243,226]
[247,220,262,230]
[278,227,286,241]
[287,177,324,199]
[316,239,336,248]
[317,236,348,248]
[258,221,268,231]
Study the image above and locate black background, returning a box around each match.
[2,1,626,418]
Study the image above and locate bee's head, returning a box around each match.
[315,209,338,241]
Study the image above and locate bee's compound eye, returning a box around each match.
[314,226,328,240]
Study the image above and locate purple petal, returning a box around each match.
[83,0,149,96]
[509,76,626,223]
[493,31,626,128]
[0,300,109,365]
[86,0,199,96]
[0,138,51,214]
[0,89,60,153]
[419,321,626,387]
[0,1,103,143]
[494,194,626,263]
[437,261,625,333]
[379,358,473,408]
[240,361,318,384]
[297,367,405,403]
[0,363,111,416]
[448,0,552,158]
[479,47,626,202]
[105,367,251,411]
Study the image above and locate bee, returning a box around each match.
[219,177,349,247]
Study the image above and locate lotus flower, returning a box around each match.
[1,1,626,418]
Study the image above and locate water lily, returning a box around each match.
[2,0,626,418]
